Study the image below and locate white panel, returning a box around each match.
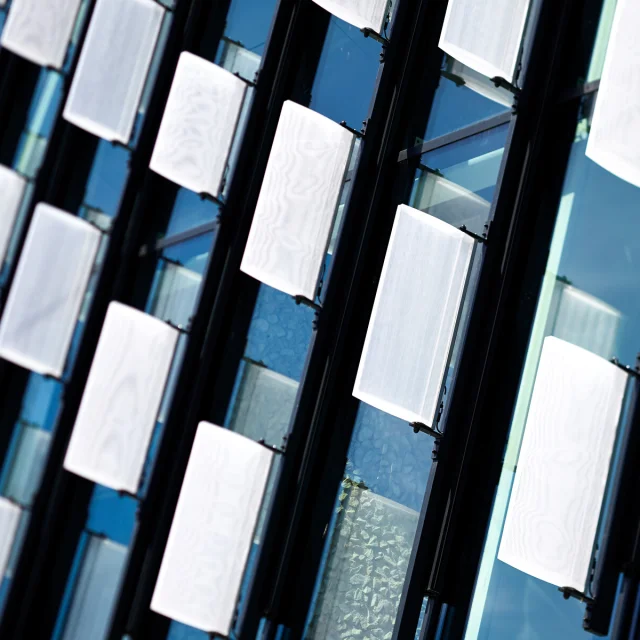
[150,52,246,197]
[498,337,628,591]
[63,0,164,143]
[0,165,26,265]
[0,498,21,579]
[1,0,82,69]
[439,0,531,82]
[64,302,178,494]
[230,361,298,447]
[151,422,273,635]
[0,204,100,377]
[586,0,640,187]
[241,101,353,299]
[353,205,474,426]
[62,536,128,640]
[311,0,389,32]
[308,486,418,638]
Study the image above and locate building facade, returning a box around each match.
[0,0,638,638]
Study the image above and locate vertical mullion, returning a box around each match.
[0,0,196,636]
[393,0,603,637]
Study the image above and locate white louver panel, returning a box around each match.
[586,0,640,188]
[241,101,353,299]
[151,422,273,635]
[498,337,628,590]
[0,165,27,265]
[63,0,164,143]
[311,0,389,33]
[0,498,21,579]
[64,302,178,494]
[0,204,100,377]
[354,205,474,426]
[150,52,247,197]
[439,0,531,82]
[1,0,82,68]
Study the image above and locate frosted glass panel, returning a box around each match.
[62,536,128,640]
[3,424,50,506]
[151,422,273,635]
[230,361,298,447]
[219,39,261,82]
[0,498,21,579]
[0,204,100,377]
[311,0,389,33]
[64,302,178,493]
[63,0,164,143]
[444,59,513,106]
[241,101,353,299]
[0,166,26,265]
[546,280,622,360]
[149,260,202,330]
[354,205,474,426]
[439,0,531,82]
[498,337,628,591]
[586,0,640,187]
[307,484,419,639]
[150,52,246,197]
[1,0,82,68]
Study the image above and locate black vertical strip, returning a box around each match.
[394,0,607,637]
[247,0,449,637]
[0,0,197,636]
[116,2,333,638]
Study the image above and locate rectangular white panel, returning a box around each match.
[311,0,389,32]
[230,361,299,447]
[586,0,640,187]
[4,424,51,507]
[64,302,178,494]
[150,52,246,197]
[0,165,26,265]
[0,498,21,579]
[498,336,628,591]
[62,536,128,640]
[354,205,474,426]
[63,0,164,143]
[0,204,100,377]
[1,0,82,69]
[439,0,531,82]
[151,422,273,635]
[241,101,353,299]
[308,486,418,638]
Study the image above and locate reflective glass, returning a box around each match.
[163,189,219,239]
[464,108,639,639]
[586,0,617,83]
[410,124,509,237]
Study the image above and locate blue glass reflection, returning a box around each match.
[224,0,278,56]
[310,17,381,127]
[164,189,219,238]
[86,486,137,547]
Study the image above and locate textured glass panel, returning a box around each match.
[354,205,474,426]
[307,484,419,639]
[586,0,640,187]
[439,0,531,82]
[444,59,513,106]
[0,0,82,68]
[0,204,100,377]
[61,536,128,640]
[3,423,50,506]
[498,337,627,591]
[546,280,622,360]
[0,166,26,265]
[64,302,178,493]
[151,422,273,635]
[150,52,246,197]
[0,498,21,579]
[63,0,164,143]
[241,101,354,299]
[219,39,261,83]
[230,360,298,448]
[311,0,389,32]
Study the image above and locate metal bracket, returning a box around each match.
[411,422,443,439]
[559,586,595,606]
[294,295,323,312]
[339,121,366,139]
[258,439,286,455]
[610,357,640,380]
[362,28,389,46]
[459,225,487,244]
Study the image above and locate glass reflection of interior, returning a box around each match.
[410,124,508,237]
[465,108,640,639]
